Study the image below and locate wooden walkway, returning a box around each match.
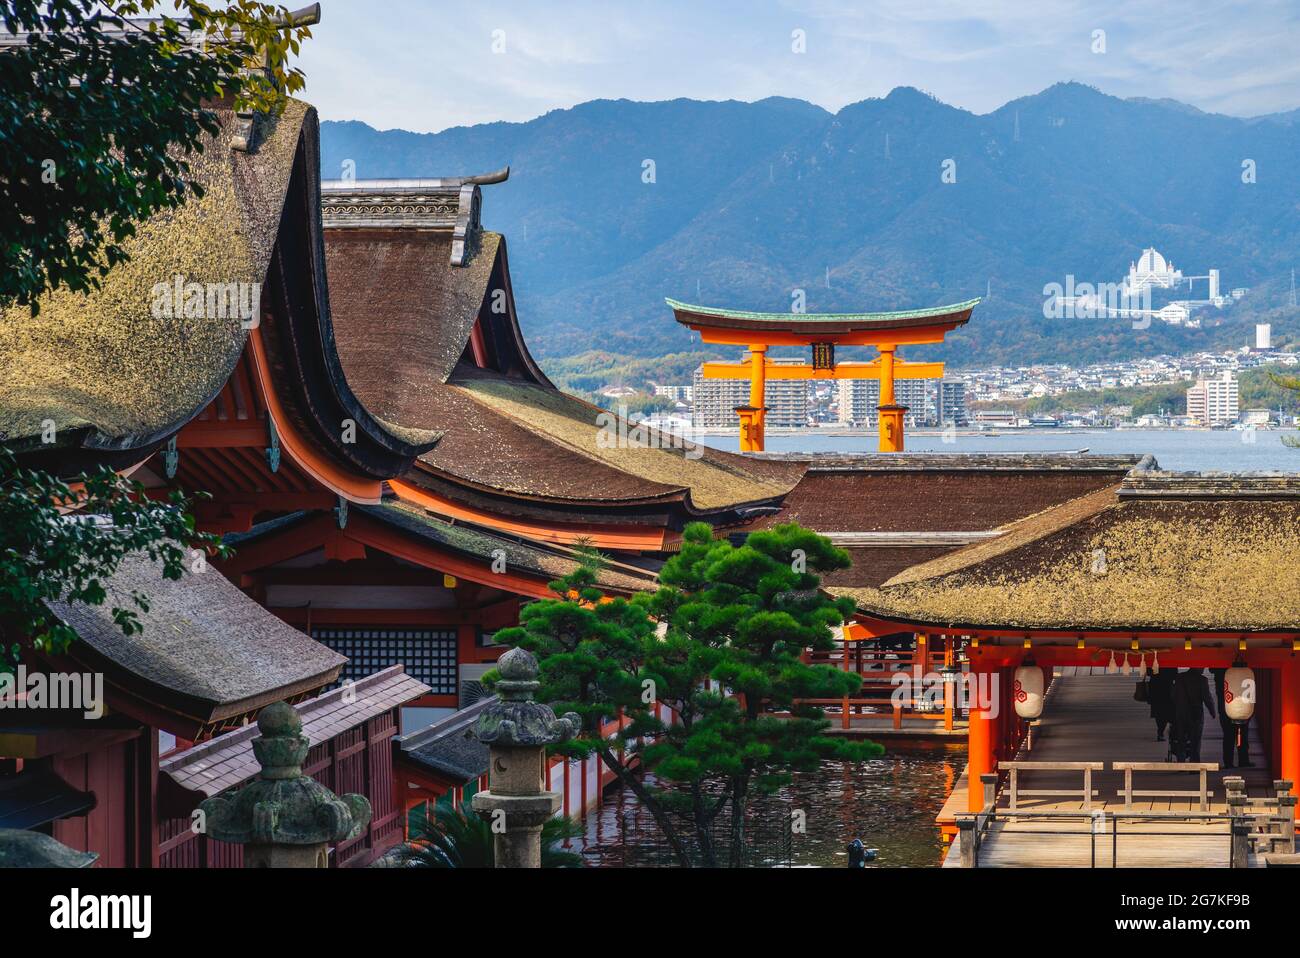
[945,670,1272,867]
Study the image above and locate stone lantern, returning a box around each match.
[472,647,580,868]
[199,701,371,868]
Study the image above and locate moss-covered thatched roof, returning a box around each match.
[0,100,310,453]
[833,476,1300,632]
[47,551,345,732]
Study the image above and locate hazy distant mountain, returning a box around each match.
[321,83,1300,367]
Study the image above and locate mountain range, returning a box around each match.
[320,83,1300,369]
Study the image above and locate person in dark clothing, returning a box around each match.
[1171,668,1217,762]
[1148,669,1176,745]
[1211,667,1253,768]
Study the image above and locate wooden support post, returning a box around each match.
[1284,661,1300,797]
[943,636,954,732]
[956,817,977,868]
[1228,791,1250,867]
[1279,794,1297,853]
[1083,765,1094,812]
[967,660,996,813]
[876,345,905,452]
[841,633,851,731]
[981,773,998,812]
[737,345,768,453]
[1008,766,1019,811]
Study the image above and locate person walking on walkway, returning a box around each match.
[1172,668,1216,762]
[1211,667,1253,769]
[1149,668,1176,745]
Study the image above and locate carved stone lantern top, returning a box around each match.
[198,701,371,847]
[475,647,581,748]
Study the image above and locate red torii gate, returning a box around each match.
[668,297,978,452]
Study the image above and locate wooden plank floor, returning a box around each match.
[944,670,1269,868]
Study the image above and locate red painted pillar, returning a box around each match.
[1282,660,1300,796]
[967,654,997,813]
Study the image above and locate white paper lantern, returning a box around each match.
[1223,665,1256,723]
[1013,664,1044,719]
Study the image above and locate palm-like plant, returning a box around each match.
[397,800,584,868]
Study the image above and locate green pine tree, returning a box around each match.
[493,522,882,867]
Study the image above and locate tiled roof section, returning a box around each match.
[835,478,1300,632]
[396,697,492,783]
[162,666,429,797]
[667,297,980,335]
[0,100,310,452]
[47,551,345,724]
[744,459,1133,533]
[360,501,661,594]
[821,545,960,590]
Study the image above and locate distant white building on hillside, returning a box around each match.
[1127,247,1182,292]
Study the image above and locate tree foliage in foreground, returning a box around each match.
[396,800,582,869]
[2,0,315,310]
[494,522,881,867]
[0,447,226,670]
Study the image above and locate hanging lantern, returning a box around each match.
[1106,651,1118,674]
[1013,658,1044,719]
[1223,660,1256,723]
[1151,651,1160,674]
[1138,653,1148,678]
[1121,653,1131,676]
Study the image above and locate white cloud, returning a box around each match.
[294,0,1300,131]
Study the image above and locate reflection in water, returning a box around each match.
[574,744,965,868]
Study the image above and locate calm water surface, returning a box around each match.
[575,744,965,868]
[698,428,1300,472]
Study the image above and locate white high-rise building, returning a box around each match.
[837,378,936,427]
[1256,324,1272,350]
[691,364,808,430]
[1186,371,1239,425]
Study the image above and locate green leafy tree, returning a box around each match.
[496,523,881,867]
[396,800,583,869]
[0,447,226,670]
[1270,369,1300,448]
[2,0,316,311]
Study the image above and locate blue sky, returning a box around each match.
[296,1,1300,132]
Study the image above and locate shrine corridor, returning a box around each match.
[945,670,1276,867]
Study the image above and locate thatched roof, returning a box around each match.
[361,500,661,594]
[441,375,801,511]
[0,101,310,455]
[322,187,803,522]
[833,474,1300,632]
[47,551,345,735]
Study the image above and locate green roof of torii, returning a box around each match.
[666,297,980,334]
